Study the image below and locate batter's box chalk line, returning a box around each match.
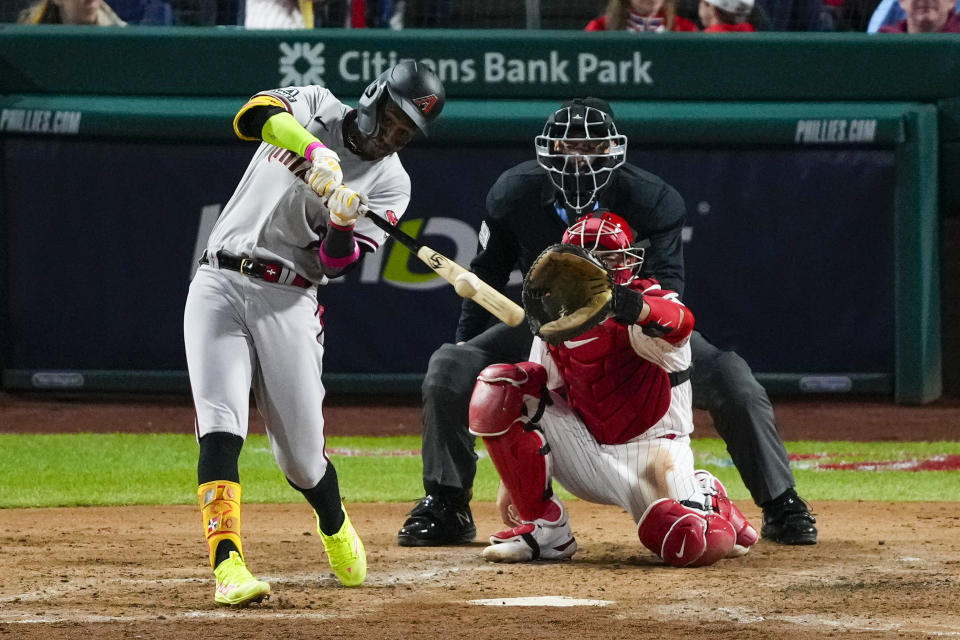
[468,596,614,607]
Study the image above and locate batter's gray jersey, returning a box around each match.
[186,85,411,489]
[206,85,411,284]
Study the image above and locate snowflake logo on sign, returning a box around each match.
[279,42,325,86]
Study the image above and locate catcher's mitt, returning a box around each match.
[522,243,613,345]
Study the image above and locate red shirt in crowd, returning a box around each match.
[703,21,756,31]
[586,12,699,31]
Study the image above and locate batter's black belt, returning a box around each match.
[200,251,312,288]
[669,367,692,387]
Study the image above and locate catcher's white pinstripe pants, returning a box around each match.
[538,390,706,523]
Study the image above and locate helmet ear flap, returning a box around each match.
[356,80,388,137]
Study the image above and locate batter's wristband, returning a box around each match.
[304,141,326,161]
[611,285,645,325]
[319,238,360,270]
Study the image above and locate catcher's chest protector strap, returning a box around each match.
[669,367,692,387]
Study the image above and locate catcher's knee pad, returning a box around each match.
[198,481,245,569]
[694,470,759,552]
[638,498,736,568]
[468,363,554,522]
[468,362,548,437]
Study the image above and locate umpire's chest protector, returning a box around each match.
[548,319,672,445]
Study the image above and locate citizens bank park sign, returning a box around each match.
[277,44,653,89]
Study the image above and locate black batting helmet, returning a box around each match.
[356,59,445,137]
[535,98,627,214]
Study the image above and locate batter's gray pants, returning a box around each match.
[419,324,795,506]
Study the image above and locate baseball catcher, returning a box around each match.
[468,211,758,567]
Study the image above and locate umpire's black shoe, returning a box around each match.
[397,494,476,546]
[761,489,818,545]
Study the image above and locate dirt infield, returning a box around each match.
[2,392,960,638]
[2,501,959,639]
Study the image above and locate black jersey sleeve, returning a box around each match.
[455,214,520,342]
[611,166,687,299]
[642,185,686,298]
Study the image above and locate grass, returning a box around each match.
[0,434,959,508]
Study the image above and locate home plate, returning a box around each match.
[469,596,614,607]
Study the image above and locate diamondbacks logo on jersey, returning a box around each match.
[413,94,439,115]
[273,87,300,102]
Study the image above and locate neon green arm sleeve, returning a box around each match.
[260,111,321,159]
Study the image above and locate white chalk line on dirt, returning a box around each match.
[0,563,502,624]
[5,611,338,624]
[469,596,614,607]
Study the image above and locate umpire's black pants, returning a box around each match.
[419,322,795,507]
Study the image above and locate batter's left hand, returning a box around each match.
[327,185,368,229]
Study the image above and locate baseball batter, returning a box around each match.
[468,212,758,566]
[183,59,445,606]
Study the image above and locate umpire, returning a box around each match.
[397,97,817,547]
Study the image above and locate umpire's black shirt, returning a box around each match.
[456,160,687,343]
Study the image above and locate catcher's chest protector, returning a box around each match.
[548,319,672,445]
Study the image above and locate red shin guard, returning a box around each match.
[469,363,557,522]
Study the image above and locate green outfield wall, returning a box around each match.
[0,27,953,403]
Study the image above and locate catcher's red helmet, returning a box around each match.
[562,211,644,284]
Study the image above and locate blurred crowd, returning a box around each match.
[9,0,960,33]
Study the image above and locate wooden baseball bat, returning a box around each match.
[363,210,525,327]
[296,165,524,327]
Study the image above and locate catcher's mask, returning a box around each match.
[562,211,645,284]
[535,98,627,214]
[355,59,445,157]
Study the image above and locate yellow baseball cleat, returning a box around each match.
[318,506,367,587]
[213,551,270,606]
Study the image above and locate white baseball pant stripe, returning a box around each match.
[184,266,330,489]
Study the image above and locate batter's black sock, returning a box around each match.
[214,540,240,568]
[290,465,345,536]
[197,432,244,484]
